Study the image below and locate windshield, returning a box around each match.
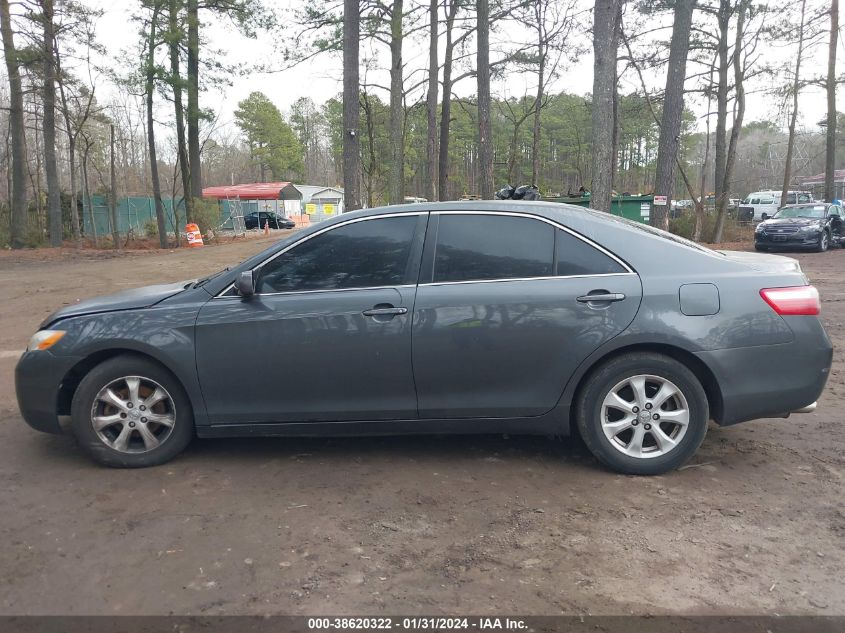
[774,205,826,219]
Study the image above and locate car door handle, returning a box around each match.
[576,293,626,303]
[362,306,408,317]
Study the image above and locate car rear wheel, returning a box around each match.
[575,352,709,475]
[70,355,193,467]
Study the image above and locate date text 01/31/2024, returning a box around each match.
[307,617,528,630]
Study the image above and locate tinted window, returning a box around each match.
[257,216,416,293]
[556,230,626,276]
[433,215,554,282]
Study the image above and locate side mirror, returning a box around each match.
[761,213,769,221]
[236,270,255,298]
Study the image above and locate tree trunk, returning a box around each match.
[67,141,80,245]
[110,124,121,250]
[712,0,747,244]
[424,0,438,202]
[780,0,807,203]
[652,0,694,230]
[477,0,494,199]
[590,0,622,213]
[0,0,28,248]
[342,0,361,211]
[169,0,193,221]
[824,0,838,202]
[147,5,168,248]
[42,0,62,247]
[187,0,202,199]
[531,22,544,187]
[713,0,730,231]
[437,0,459,200]
[82,142,97,247]
[388,0,404,204]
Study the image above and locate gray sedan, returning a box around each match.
[15,202,832,475]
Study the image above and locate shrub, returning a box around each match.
[144,219,159,240]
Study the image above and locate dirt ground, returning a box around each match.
[0,233,843,616]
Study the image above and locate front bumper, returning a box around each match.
[696,316,833,426]
[15,350,81,434]
[754,231,821,249]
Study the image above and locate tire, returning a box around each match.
[70,355,194,467]
[575,352,709,475]
[815,231,829,253]
[754,244,768,252]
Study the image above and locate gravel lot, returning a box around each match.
[0,235,843,616]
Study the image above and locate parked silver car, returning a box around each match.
[16,202,832,475]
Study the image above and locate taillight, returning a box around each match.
[759,286,820,316]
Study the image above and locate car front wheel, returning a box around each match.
[576,352,709,475]
[816,231,829,252]
[70,355,193,467]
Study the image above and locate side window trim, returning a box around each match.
[420,210,633,286]
[215,212,427,298]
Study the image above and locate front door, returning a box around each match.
[195,213,426,425]
[412,212,642,419]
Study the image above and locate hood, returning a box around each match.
[715,250,802,274]
[41,279,192,328]
[760,216,822,227]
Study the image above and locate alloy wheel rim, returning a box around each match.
[90,376,176,453]
[600,374,690,459]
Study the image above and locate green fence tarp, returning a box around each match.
[542,195,653,224]
[82,195,189,237]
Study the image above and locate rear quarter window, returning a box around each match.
[555,230,626,276]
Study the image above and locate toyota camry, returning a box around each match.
[15,201,833,475]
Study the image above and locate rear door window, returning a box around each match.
[432,215,554,282]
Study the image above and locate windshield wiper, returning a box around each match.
[193,267,229,289]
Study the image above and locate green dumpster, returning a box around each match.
[541,194,653,224]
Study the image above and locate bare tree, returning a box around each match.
[424,0,438,201]
[712,0,752,243]
[187,0,202,199]
[143,1,168,247]
[387,0,404,204]
[476,0,493,199]
[40,0,62,246]
[652,0,695,230]
[168,0,192,221]
[779,0,807,204]
[109,123,120,250]
[342,0,361,210]
[824,0,838,202]
[590,0,623,213]
[0,0,28,248]
[437,0,461,200]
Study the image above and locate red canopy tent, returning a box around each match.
[202,182,302,201]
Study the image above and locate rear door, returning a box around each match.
[411,211,642,419]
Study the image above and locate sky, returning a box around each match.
[88,0,839,141]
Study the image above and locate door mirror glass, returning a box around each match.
[236,270,255,297]
[761,213,769,221]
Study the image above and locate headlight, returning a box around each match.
[798,225,819,233]
[755,224,765,233]
[27,330,65,352]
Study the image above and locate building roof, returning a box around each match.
[202,182,302,200]
[800,170,845,186]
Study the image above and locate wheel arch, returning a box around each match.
[57,348,194,418]
[565,342,724,433]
